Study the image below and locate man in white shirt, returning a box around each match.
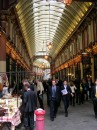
[61,79,72,117]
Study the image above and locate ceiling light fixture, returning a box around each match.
[45,55,48,59]
[44,27,49,60]
[57,0,72,5]
[63,0,72,5]
[42,64,45,68]
[47,42,52,49]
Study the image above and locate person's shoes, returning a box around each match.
[65,112,68,117]
[25,127,30,130]
[54,115,56,118]
[50,118,54,121]
[21,126,26,130]
[30,126,34,130]
[30,128,34,130]
[95,115,97,118]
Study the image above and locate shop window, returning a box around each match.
[79,33,82,50]
[65,49,68,60]
[93,18,97,41]
[10,22,13,40]
[84,27,88,48]
[72,42,74,55]
[70,45,72,57]
[68,47,70,59]
[94,55,97,66]
[74,41,77,55]
[90,20,94,42]
[82,30,85,50]
[61,53,64,63]
[77,36,80,52]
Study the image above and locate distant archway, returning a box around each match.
[33,58,50,68]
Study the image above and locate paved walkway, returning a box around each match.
[44,100,97,130]
[2,99,97,130]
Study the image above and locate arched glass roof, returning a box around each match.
[33,58,50,68]
[16,0,92,60]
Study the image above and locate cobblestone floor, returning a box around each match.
[2,99,97,130]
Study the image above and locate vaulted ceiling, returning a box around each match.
[16,0,93,67]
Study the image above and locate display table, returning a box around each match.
[0,97,22,130]
[0,109,21,130]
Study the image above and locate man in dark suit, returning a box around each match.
[73,78,80,104]
[48,80,60,121]
[61,79,72,117]
[24,82,37,130]
[56,78,63,106]
[30,82,34,91]
[87,78,94,99]
[92,79,97,118]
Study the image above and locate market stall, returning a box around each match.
[0,97,22,130]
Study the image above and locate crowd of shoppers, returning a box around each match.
[40,77,96,121]
[20,77,97,123]
[47,77,97,121]
[0,76,97,129]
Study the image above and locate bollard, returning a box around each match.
[35,108,46,130]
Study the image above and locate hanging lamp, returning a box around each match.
[63,0,72,5]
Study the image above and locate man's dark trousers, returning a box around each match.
[50,98,58,119]
[93,98,97,117]
[24,111,34,130]
[63,95,69,114]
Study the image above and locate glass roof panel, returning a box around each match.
[16,0,92,60]
[33,0,64,54]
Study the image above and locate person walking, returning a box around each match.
[61,79,73,117]
[81,79,89,101]
[36,80,44,109]
[48,80,60,121]
[73,78,80,104]
[24,82,37,130]
[70,81,76,106]
[87,78,93,99]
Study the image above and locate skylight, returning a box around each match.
[33,0,65,55]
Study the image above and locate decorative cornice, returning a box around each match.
[0,31,31,70]
[52,55,82,74]
[52,42,97,74]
